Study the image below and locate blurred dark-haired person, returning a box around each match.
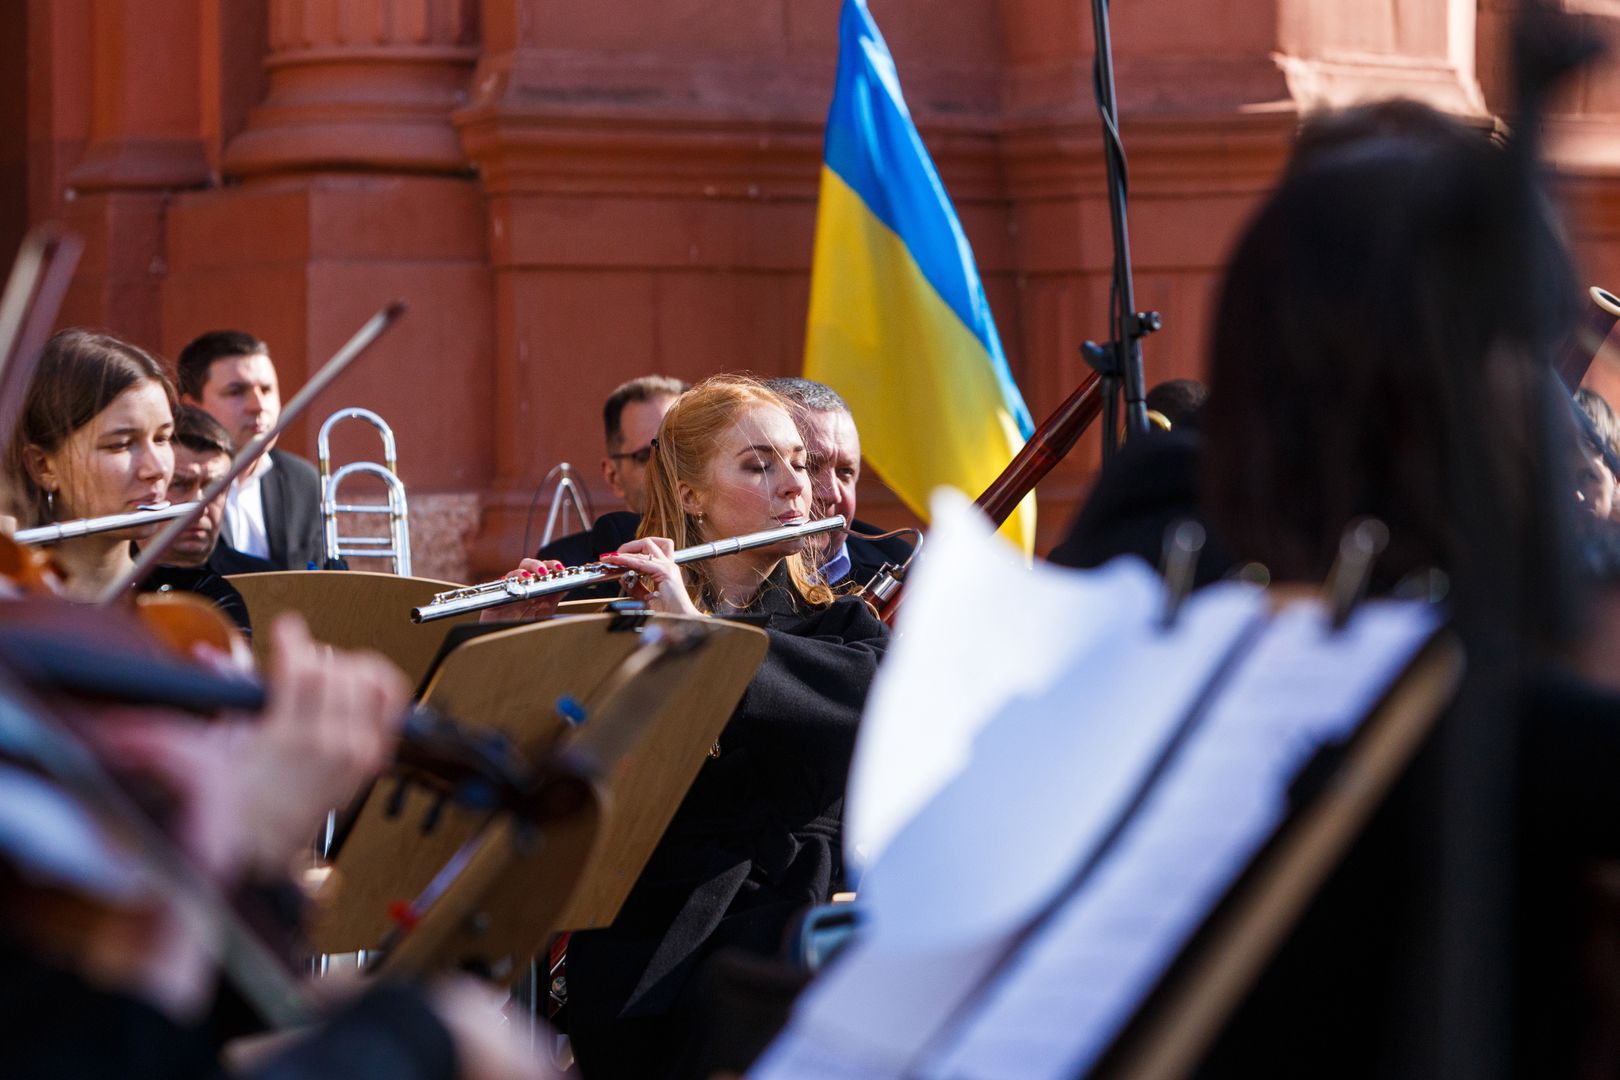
[1143,377,1208,431]
[1184,96,1620,1079]
[177,330,326,570]
[765,376,912,587]
[536,374,687,583]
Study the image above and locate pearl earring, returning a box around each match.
[45,490,54,519]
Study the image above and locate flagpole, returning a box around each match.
[1081,0,1158,460]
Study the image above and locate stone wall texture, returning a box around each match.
[10,1,1620,579]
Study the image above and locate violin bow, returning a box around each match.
[0,227,84,459]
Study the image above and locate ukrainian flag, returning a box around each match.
[805,0,1036,553]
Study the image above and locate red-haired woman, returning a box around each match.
[550,375,889,1079]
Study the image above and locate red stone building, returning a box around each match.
[5,0,1620,580]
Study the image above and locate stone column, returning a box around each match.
[60,0,211,345]
[164,0,491,582]
[224,0,479,177]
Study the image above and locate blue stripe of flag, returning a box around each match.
[821,0,1033,437]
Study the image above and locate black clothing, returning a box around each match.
[140,563,254,638]
[1048,429,1233,587]
[844,517,915,589]
[222,449,326,571]
[536,511,644,600]
[1197,667,1620,1078]
[0,937,457,1080]
[566,572,889,1080]
[245,985,457,1080]
[207,542,278,577]
[0,937,219,1080]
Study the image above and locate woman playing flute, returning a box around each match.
[8,329,249,631]
[508,374,890,1079]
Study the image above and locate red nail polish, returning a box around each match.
[386,900,421,931]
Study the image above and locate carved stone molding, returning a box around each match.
[225,0,480,178]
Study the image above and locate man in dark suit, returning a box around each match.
[536,376,687,592]
[177,330,327,570]
[766,377,913,587]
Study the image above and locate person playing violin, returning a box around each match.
[507,375,889,1080]
[0,612,558,1080]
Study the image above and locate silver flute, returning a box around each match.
[411,515,846,623]
[14,502,195,546]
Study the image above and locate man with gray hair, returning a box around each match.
[767,376,913,587]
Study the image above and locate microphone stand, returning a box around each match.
[1080,0,1159,460]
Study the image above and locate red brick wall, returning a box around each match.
[14,1,1620,579]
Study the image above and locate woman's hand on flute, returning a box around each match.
[601,538,702,617]
[479,559,566,622]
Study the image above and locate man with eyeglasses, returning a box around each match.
[537,375,688,578]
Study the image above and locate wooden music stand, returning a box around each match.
[1098,630,1464,1080]
[311,613,767,980]
[226,570,478,687]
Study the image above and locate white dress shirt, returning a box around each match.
[223,455,274,560]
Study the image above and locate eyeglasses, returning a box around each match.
[609,445,654,467]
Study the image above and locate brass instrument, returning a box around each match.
[411,515,846,623]
[318,407,411,575]
[15,502,194,546]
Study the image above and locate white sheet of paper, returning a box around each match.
[918,599,1440,1080]
[756,490,1270,1079]
[845,489,1165,875]
[754,487,1442,1080]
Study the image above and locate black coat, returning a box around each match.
[139,564,254,639]
[225,449,325,572]
[0,936,457,1080]
[1047,429,1233,586]
[566,572,889,1079]
[1197,668,1620,1078]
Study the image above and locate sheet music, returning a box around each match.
[918,600,1440,1080]
[846,490,1168,875]
[755,492,1271,1079]
[753,488,1442,1080]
